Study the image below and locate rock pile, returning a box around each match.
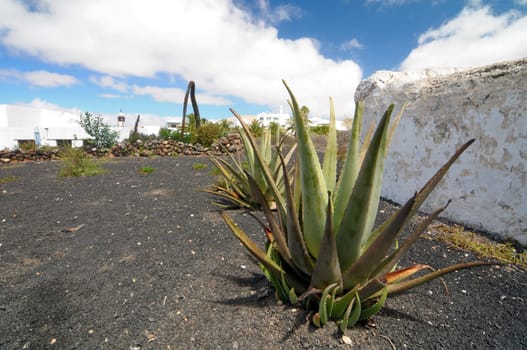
[0,132,243,164]
[0,148,60,163]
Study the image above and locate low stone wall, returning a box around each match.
[355,58,527,246]
[0,132,243,164]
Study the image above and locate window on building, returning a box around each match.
[56,140,72,147]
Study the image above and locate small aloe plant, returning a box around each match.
[204,125,296,210]
[221,80,494,330]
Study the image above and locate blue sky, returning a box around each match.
[0,0,526,124]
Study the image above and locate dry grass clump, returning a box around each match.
[430,223,526,269]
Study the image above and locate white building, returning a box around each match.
[0,104,91,149]
[256,106,291,128]
[110,112,161,142]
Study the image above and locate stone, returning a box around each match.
[355,58,527,246]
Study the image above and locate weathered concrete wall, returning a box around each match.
[355,59,527,246]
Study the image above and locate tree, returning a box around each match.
[248,119,264,137]
[79,112,119,148]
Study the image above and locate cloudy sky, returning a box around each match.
[0,0,526,123]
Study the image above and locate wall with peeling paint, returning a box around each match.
[355,59,527,246]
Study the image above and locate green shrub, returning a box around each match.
[194,123,224,147]
[79,112,119,149]
[139,166,155,174]
[58,147,105,177]
[310,124,330,135]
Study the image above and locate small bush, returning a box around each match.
[192,162,207,170]
[58,147,105,177]
[0,176,17,183]
[139,166,155,174]
[309,124,330,135]
[194,123,224,147]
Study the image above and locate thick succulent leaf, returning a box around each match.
[209,156,247,187]
[384,264,434,284]
[283,80,328,258]
[358,119,375,165]
[337,105,394,272]
[386,261,497,295]
[342,194,415,289]
[253,128,272,190]
[245,171,294,267]
[230,108,286,217]
[386,102,407,152]
[330,284,361,319]
[240,128,256,175]
[375,203,450,277]
[359,286,388,321]
[319,283,339,326]
[333,101,363,234]
[339,293,360,331]
[322,97,337,196]
[278,151,314,275]
[357,277,386,302]
[200,188,252,209]
[410,139,475,220]
[221,212,284,279]
[364,139,475,275]
[309,196,343,291]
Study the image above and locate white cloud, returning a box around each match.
[90,75,129,93]
[255,0,303,25]
[0,0,361,117]
[0,68,78,87]
[400,5,527,70]
[340,38,364,51]
[515,0,527,6]
[365,0,418,6]
[26,98,75,111]
[132,85,231,106]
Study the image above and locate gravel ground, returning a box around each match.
[0,157,525,350]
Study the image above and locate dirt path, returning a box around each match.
[1,157,525,349]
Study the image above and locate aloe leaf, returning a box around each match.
[386,102,407,151]
[319,283,339,326]
[359,119,375,165]
[278,151,314,275]
[245,171,295,268]
[240,128,255,174]
[337,105,394,272]
[339,293,360,331]
[231,108,287,217]
[359,286,388,321]
[365,139,475,276]
[334,101,363,234]
[376,203,450,277]
[342,194,414,289]
[200,188,252,209]
[309,195,343,291]
[283,80,328,258]
[322,97,337,196]
[253,128,271,190]
[411,139,475,219]
[386,261,497,295]
[383,264,434,284]
[221,211,284,279]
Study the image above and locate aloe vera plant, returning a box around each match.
[204,125,296,210]
[221,80,495,330]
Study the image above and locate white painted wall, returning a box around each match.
[0,104,91,149]
[355,59,527,246]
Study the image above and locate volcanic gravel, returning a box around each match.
[0,157,525,349]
